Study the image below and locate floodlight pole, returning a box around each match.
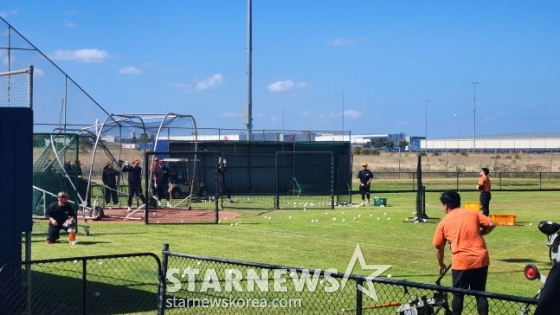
[246,0,253,140]
[342,91,345,141]
[425,100,429,152]
[472,82,478,151]
[282,107,285,139]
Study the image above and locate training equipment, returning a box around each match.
[415,154,428,222]
[398,264,452,315]
[275,151,335,209]
[538,221,560,265]
[143,151,218,224]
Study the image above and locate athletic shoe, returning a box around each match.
[166,202,173,208]
[70,241,77,245]
[365,201,369,206]
[46,240,55,244]
[228,199,234,203]
[127,207,132,212]
[157,201,162,207]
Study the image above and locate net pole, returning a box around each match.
[330,152,334,209]
[275,153,279,209]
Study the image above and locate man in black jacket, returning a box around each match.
[121,158,146,212]
[155,160,172,208]
[216,158,233,203]
[102,161,120,205]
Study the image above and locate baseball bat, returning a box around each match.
[341,301,402,312]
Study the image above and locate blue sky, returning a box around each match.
[1,1,559,138]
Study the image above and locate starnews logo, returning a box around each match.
[167,245,391,301]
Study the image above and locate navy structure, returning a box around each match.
[0,107,33,314]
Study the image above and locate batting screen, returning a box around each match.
[275,151,335,210]
[32,133,80,218]
[142,151,219,224]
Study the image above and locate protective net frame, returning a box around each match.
[39,113,201,223]
[275,151,335,210]
[143,151,219,224]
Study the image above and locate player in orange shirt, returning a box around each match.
[477,167,491,216]
[433,190,495,315]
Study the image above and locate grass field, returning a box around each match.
[30,190,560,301]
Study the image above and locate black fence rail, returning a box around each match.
[0,253,162,315]
[161,244,538,314]
[1,246,540,314]
[370,171,560,192]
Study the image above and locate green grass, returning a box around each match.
[30,191,560,302]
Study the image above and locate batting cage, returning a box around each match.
[275,151,335,210]
[142,151,219,224]
[31,133,94,235]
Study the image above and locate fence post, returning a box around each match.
[82,259,87,315]
[159,244,170,315]
[456,172,459,191]
[355,278,363,315]
[540,172,542,190]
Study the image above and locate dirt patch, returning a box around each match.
[80,207,240,224]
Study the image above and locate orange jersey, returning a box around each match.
[433,208,493,270]
[478,174,491,192]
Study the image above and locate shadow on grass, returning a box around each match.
[2,263,159,314]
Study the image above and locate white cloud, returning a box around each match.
[195,74,223,90]
[268,79,309,92]
[343,110,362,119]
[118,66,142,75]
[49,49,109,63]
[1,54,11,66]
[319,110,362,119]
[0,9,18,18]
[33,68,45,77]
[66,22,76,28]
[268,80,294,92]
[301,110,311,117]
[327,37,367,46]
[256,113,268,118]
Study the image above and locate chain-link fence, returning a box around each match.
[367,171,560,192]
[161,245,538,314]
[0,253,162,315]
[0,247,540,314]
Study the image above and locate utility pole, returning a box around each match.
[425,100,429,152]
[342,91,345,141]
[472,82,478,151]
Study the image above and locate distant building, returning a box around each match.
[419,133,560,152]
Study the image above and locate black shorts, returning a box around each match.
[359,185,370,194]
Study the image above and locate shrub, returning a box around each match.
[459,150,468,156]
[371,149,380,156]
[360,148,371,155]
